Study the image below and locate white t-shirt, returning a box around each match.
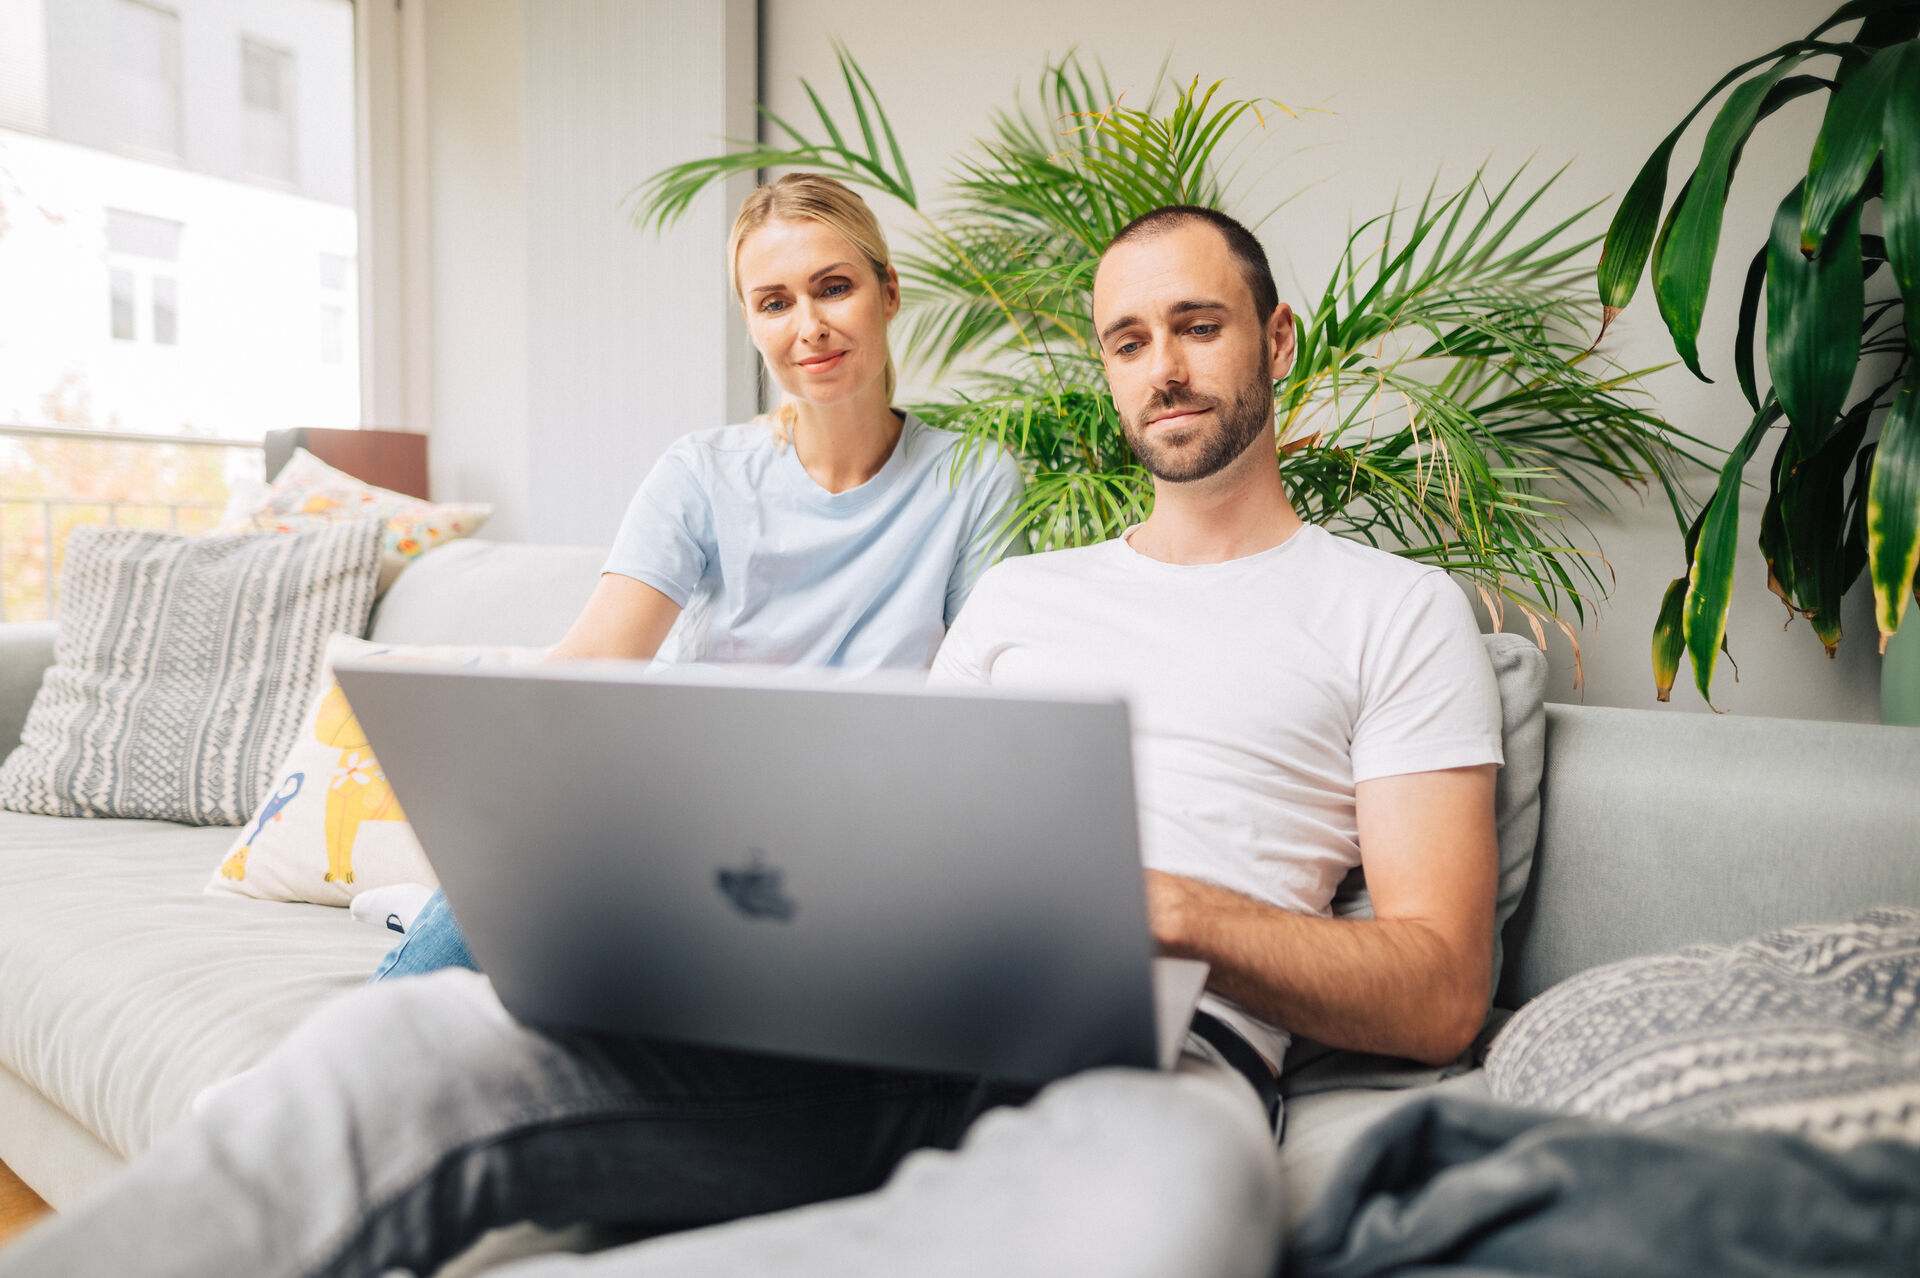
[929,523,1504,1068]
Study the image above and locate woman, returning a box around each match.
[372,172,1025,980]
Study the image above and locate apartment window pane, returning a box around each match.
[116,0,181,157]
[241,38,297,184]
[0,0,51,134]
[110,268,137,340]
[152,275,178,345]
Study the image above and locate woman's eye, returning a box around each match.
[760,298,789,314]
[821,281,851,298]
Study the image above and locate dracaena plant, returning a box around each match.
[1599,0,1919,703]
[635,49,1703,662]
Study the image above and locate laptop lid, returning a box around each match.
[337,661,1167,1084]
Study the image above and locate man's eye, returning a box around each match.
[1187,324,1218,337]
[1114,341,1142,357]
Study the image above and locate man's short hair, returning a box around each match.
[1102,206,1279,324]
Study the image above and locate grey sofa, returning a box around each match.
[1,537,1917,1255]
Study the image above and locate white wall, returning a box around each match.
[762,0,1881,722]
[416,0,755,545]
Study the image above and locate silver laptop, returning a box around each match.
[336,660,1207,1084]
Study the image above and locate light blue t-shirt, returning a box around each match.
[604,413,1025,671]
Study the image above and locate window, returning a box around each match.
[0,0,51,134]
[116,0,181,159]
[105,208,183,345]
[241,38,297,184]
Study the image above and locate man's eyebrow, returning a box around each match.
[750,261,856,296]
[1098,299,1229,344]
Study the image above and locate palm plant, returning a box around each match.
[636,49,1703,661]
[1599,1,1917,703]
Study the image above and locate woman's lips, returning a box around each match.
[797,350,849,374]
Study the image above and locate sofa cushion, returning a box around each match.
[1486,906,1920,1148]
[0,811,392,1159]
[368,539,607,648]
[217,447,494,595]
[209,634,548,906]
[0,521,383,826]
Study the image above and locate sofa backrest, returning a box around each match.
[368,539,608,647]
[1496,702,1920,1009]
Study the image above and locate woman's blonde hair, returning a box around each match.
[728,173,897,442]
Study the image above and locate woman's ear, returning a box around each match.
[883,263,902,321]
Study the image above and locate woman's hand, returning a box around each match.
[546,574,682,662]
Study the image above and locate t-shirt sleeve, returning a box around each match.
[943,448,1027,626]
[601,444,713,607]
[929,564,1007,688]
[1349,571,1504,783]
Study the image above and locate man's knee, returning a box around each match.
[890,1067,1285,1276]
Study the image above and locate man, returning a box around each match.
[0,208,1500,1278]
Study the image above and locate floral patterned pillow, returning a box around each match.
[216,448,493,592]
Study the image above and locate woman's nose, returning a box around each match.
[795,298,830,340]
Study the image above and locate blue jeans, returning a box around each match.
[370,886,476,981]
[0,969,1285,1278]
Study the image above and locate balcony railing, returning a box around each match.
[0,425,264,623]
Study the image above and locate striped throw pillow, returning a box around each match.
[0,520,383,826]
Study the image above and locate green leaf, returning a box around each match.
[1802,42,1906,251]
[1758,439,1801,615]
[1767,183,1865,443]
[1654,55,1810,381]
[1867,363,1920,648]
[1652,575,1690,701]
[1683,398,1784,703]
[1596,38,1847,329]
[1780,402,1872,653]
[1881,43,1920,346]
[1733,244,1769,410]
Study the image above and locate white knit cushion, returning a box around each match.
[1487,906,1920,1148]
[0,521,383,826]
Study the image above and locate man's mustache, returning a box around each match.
[1137,388,1220,423]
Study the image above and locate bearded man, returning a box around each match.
[0,207,1501,1278]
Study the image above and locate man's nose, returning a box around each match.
[1147,334,1187,390]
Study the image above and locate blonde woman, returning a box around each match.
[374,173,1024,979]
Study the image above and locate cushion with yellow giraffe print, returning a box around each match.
[207,633,547,907]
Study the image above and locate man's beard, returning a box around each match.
[1120,356,1274,484]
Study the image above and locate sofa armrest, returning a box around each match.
[0,622,56,759]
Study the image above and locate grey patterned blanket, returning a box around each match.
[1285,1093,1920,1277]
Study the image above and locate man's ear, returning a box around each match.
[1269,303,1297,380]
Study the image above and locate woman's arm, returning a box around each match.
[545,574,682,662]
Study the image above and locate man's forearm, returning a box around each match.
[1150,874,1489,1066]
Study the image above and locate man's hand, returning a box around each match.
[1141,764,1499,1067]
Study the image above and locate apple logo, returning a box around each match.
[716,848,797,921]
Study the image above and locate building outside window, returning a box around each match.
[0,0,360,621]
[105,207,183,345]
